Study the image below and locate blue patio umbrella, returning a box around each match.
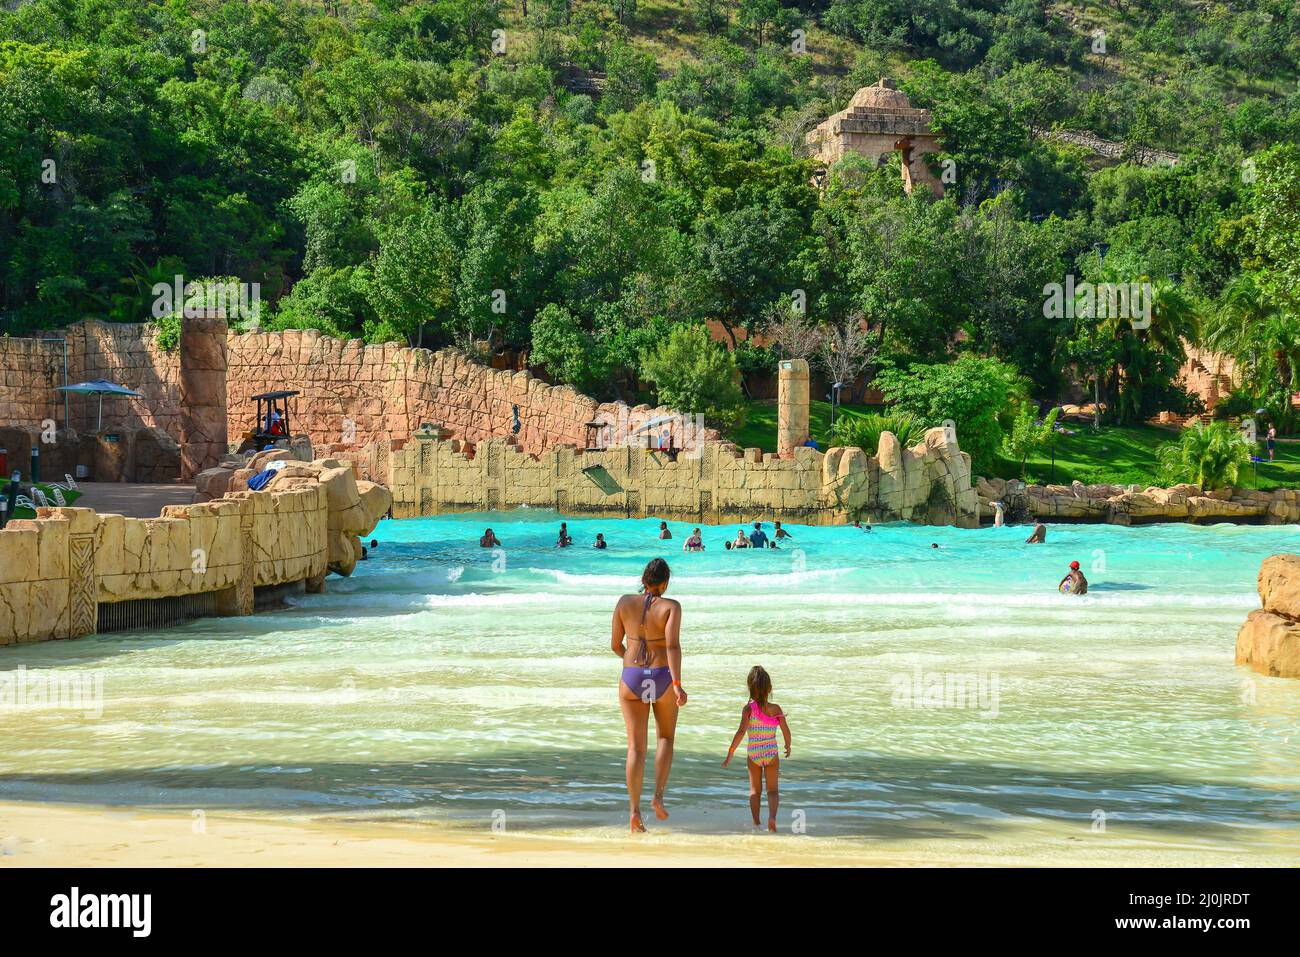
[55,379,144,432]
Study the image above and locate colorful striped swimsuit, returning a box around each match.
[746,701,781,766]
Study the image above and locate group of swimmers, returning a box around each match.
[477,520,797,552]
[479,515,1086,597]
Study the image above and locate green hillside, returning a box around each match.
[3,0,1299,483]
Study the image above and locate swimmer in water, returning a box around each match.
[557,523,573,547]
[683,528,704,552]
[659,521,672,540]
[1059,560,1088,595]
[480,528,501,548]
[774,521,793,540]
[594,533,607,549]
[1026,521,1046,544]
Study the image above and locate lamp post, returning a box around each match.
[830,381,845,430]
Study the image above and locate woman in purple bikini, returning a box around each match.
[611,558,688,832]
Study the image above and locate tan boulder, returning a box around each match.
[193,467,233,503]
[1256,554,1300,620]
[1236,610,1300,678]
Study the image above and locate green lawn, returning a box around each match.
[997,424,1300,490]
[729,398,883,452]
[729,401,1300,489]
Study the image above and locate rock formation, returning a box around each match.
[1236,554,1300,679]
[976,476,1300,525]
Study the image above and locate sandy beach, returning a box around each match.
[3,801,1294,867]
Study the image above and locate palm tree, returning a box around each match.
[1098,277,1198,425]
[1157,420,1253,490]
[1200,271,1300,404]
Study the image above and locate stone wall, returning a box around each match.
[1180,345,1240,413]
[1236,554,1300,678]
[226,331,717,458]
[0,457,390,645]
[67,322,182,437]
[0,336,65,431]
[389,427,980,527]
[0,322,181,439]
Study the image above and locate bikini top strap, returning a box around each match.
[633,593,657,666]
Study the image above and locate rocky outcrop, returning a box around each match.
[828,427,977,526]
[1236,555,1300,679]
[196,451,392,576]
[976,476,1300,526]
[266,459,391,576]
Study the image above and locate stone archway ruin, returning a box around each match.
[806,78,945,196]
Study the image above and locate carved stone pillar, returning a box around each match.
[777,359,810,457]
[180,315,229,480]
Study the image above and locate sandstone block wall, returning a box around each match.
[389,427,980,528]
[69,322,182,437]
[225,332,717,459]
[0,336,65,430]
[0,456,389,646]
[0,322,181,439]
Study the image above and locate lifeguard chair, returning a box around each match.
[240,390,300,452]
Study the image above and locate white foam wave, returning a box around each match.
[526,566,853,589]
[328,586,1255,615]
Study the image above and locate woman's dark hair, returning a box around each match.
[748,666,772,705]
[641,557,670,592]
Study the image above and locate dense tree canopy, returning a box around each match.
[2,0,1297,426]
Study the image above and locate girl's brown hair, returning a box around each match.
[640,557,670,592]
[747,665,772,706]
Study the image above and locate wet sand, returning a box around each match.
[2,801,1293,867]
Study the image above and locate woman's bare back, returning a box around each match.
[615,593,680,668]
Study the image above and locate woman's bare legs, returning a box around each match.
[619,687,650,832]
[747,760,763,826]
[650,693,679,821]
[764,759,780,832]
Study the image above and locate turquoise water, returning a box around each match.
[2,512,1299,859]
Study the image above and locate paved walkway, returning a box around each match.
[69,483,196,519]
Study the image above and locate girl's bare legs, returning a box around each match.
[650,693,679,820]
[747,760,763,826]
[619,688,650,832]
[764,759,780,832]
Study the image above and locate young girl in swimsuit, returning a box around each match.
[612,558,687,832]
[723,665,791,831]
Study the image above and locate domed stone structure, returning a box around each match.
[806,78,945,196]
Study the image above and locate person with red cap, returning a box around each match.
[1059,560,1088,595]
